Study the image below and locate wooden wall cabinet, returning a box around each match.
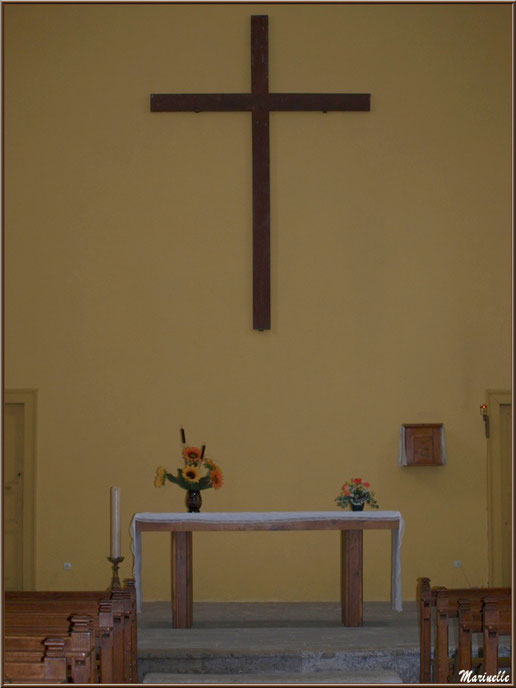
[402,424,445,466]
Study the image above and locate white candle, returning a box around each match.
[110,487,121,558]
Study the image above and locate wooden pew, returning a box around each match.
[435,587,511,683]
[5,600,115,682]
[4,637,67,684]
[6,577,138,680]
[4,658,67,684]
[416,577,511,682]
[483,598,512,676]
[456,596,512,680]
[4,625,87,684]
[5,579,137,683]
[416,577,434,683]
[112,582,137,682]
[123,578,137,682]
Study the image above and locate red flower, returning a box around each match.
[353,478,362,484]
[363,482,370,488]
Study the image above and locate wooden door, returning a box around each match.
[487,391,512,587]
[3,390,36,590]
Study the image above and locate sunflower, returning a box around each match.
[154,466,166,488]
[210,469,224,489]
[181,465,201,483]
[183,446,202,464]
[204,458,221,472]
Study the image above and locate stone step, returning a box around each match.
[138,649,418,683]
[143,669,404,683]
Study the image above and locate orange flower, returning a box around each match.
[204,458,221,472]
[183,446,202,464]
[210,469,224,489]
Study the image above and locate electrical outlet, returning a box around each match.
[63,562,72,570]
[453,560,462,568]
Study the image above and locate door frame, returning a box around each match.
[4,389,37,589]
[486,389,512,586]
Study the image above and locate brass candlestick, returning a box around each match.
[107,556,124,590]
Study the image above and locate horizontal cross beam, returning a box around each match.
[151,93,371,112]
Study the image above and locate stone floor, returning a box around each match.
[142,670,405,683]
[138,601,420,684]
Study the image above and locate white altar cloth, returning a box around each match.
[130,510,404,614]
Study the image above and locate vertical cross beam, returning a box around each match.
[251,15,271,331]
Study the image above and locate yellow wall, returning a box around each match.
[4,3,511,601]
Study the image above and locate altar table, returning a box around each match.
[130,511,404,628]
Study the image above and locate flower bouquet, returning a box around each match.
[154,427,223,512]
[336,478,379,511]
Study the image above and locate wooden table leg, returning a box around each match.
[340,529,363,626]
[171,531,193,628]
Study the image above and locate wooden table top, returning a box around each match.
[133,511,402,532]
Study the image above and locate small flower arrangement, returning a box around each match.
[154,428,224,493]
[336,478,379,510]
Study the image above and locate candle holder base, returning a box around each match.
[107,556,124,590]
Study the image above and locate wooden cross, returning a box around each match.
[151,15,370,331]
